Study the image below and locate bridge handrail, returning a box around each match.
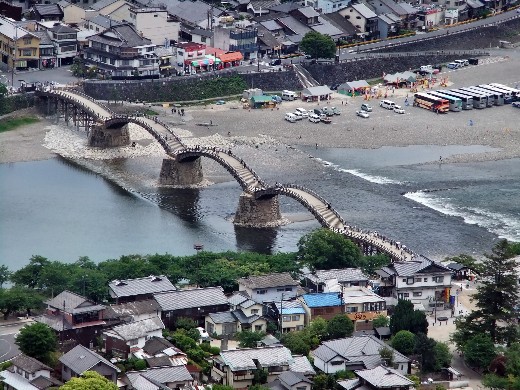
[59,87,114,116]
[36,89,108,123]
[214,148,267,188]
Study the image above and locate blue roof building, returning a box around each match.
[300,293,344,324]
[301,293,342,308]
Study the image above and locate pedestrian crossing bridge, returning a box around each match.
[35,88,416,262]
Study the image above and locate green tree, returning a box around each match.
[298,229,362,271]
[391,330,416,355]
[281,331,311,356]
[0,287,42,320]
[372,314,390,328]
[482,374,510,390]
[249,386,270,390]
[253,368,268,385]
[433,342,452,371]
[175,317,198,330]
[0,82,8,97]
[0,265,11,287]
[414,333,437,372]
[312,373,337,390]
[308,317,328,341]
[463,334,496,371]
[452,240,519,346]
[390,299,428,335]
[505,343,520,377]
[59,371,118,390]
[236,330,265,348]
[299,31,336,59]
[15,323,57,364]
[326,314,354,340]
[10,255,50,289]
[444,254,484,276]
[379,346,394,366]
[360,254,391,276]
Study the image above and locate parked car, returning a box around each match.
[447,62,459,69]
[314,108,323,116]
[393,105,405,114]
[285,113,297,122]
[270,58,282,66]
[331,107,341,115]
[356,110,370,118]
[197,327,211,340]
[292,111,304,120]
[320,115,332,123]
[322,107,335,116]
[360,103,373,112]
[295,107,309,117]
[512,101,520,108]
[309,113,321,123]
[380,100,395,110]
[216,100,226,105]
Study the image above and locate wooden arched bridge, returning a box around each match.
[35,88,416,262]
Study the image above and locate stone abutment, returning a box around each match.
[159,158,204,186]
[234,192,283,227]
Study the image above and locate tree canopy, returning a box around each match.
[15,323,57,364]
[451,239,519,347]
[326,314,354,339]
[0,287,42,320]
[389,299,428,335]
[236,330,265,348]
[463,334,496,370]
[391,330,416,355]
[297,229,362,271]
[299,31,336,59]
[59,371,118,390]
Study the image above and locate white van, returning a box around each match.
[282,90,296,101]
[285,113,297,122]
[447,62,459,69]
[455,59,469,67]
[380,99,396,109]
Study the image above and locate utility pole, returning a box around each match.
[11,20,18,88]
[279,294,284,333]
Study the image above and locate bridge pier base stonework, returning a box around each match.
[234,192,283,227]
[159,158,204,186]
[88,123,130,147]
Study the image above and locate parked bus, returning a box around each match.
[479,84,513,104]
[427,91,462,112]
[489,83,520,101]
[459,87,495,107]
[448,89,487,109]
[461,86,500,106]
[472,86,504,105]
[413,92,450,113]
[438,90,473,110]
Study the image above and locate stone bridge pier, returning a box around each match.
[159,157,204,186]
[234,192,282,227]
[88,123,130,147]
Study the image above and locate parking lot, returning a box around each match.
[181,50,520,165]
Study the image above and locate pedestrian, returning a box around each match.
[315,143,318,149]
[210,120,213,125]
[469,119,473,126]
[171,108,174,114]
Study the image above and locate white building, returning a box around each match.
[129,7,179,46]
[238,272,300,304]
[304,0,350,14]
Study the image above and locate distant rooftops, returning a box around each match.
[238,272,300,289]
[108,275,176,299]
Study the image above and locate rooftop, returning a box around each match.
[104,299,161,320]
[238,272,299,289]
[104,316,164,342]
[355,365,414,388]
[8,354,52,374]
[305,268,369,285]
[301,292,342,308]
[45,290,105,314]
[109,275,176,299]
[153,287,229,311]
[59,345,119,375]
[219,346,295,371]
[33,3,63,17]
[125,366,192,387]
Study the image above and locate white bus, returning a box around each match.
[439,90,474,110]
[428,91,462,112]
[489,83,520,101]
[450,89,487,109]
[477,84,513,104]
[463,86,502,106]
[459,87,495,107]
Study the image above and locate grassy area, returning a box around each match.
[143,108,158,116]
[0,117,40,133]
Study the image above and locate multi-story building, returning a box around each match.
[376,257,453,309]
[0,17,40,71]
[83,22,157,78]
[304,0,350,14]
[35,22,77,66]
[108,275,176,304]
[0,354,63,389]
[299,292,344,324]
[342,287,387,331]
[238,272,300,304]
[129,7,179,46]
[212,25,257,60]
[339,3,379,40]
[303,268,369,293]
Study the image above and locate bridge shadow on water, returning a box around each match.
[234,226,278,254]
[155,187,202,224]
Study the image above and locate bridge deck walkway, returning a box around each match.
[57,90,113,120]
[132,116,185,154]
[286,187,414,261]
[217,152,264,190]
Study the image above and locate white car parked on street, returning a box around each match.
[308,113,321,123]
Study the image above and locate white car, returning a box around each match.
[308,113,321,123]
[356,110,370,118]
[512,101,520,108]
[393,105,405,114]
[292,111,304,120]
[196,327,211,340]
[295,108,309,117]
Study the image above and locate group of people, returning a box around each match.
[171,107,185,116]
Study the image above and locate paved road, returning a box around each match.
[0,322,31,363]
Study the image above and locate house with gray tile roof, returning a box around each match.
[311,335,410,375]
[304,268,369,293]
[212,346,313,388]
[124,366,193,389]
[109,275,176,303]
[32,4,63,21]
[303,0,349,15]
[35,290,105,348]
[154,287,230,329]
[268,371,313,390]
[0,354,63,390]
[375,257,452,308]
[238,272,300,303]
[104,316,165,358]
[339,365,414,390]
[59,344,119,383]
[104,299,161,325]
